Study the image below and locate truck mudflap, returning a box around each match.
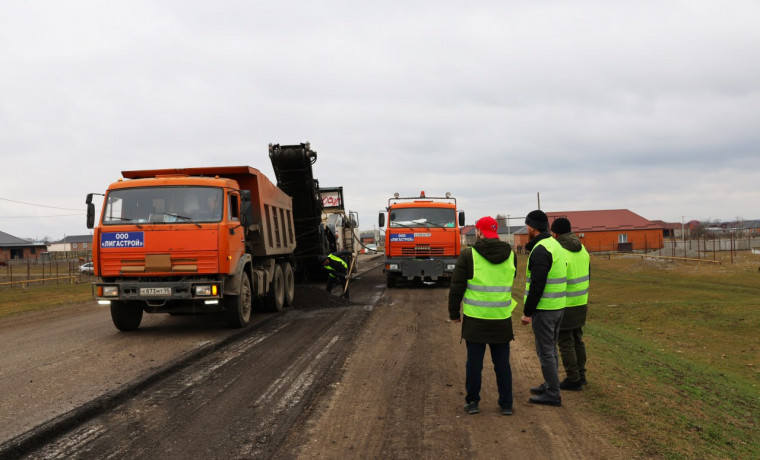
[386,258,457,280]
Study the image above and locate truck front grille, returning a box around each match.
[401,246,446,256]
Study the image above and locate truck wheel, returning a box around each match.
[225,275,252,328]
[386,274,396,288]
[264,264,285,312]
[111,301,143,331]
[281,263,295,306]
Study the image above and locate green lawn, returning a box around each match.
[0,283,92,319]
[576,254,760,459]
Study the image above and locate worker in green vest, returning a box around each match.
[521,210,567,407]
[449,216,517,416]
[551,217,590,391]
[323,250,351,299]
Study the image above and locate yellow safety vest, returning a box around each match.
[463,248,516,320]
[524,237,567,311]
[564,245,590,307]
[325,253,347,278]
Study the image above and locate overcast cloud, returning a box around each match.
[2,0,759,240]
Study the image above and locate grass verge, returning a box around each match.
[577,254,760,459]
[0,283,92,320]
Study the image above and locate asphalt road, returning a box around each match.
[1,253,626,459]
[0,255,384,459]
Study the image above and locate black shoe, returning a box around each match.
[463,401,479,414]
[579,377,588,385]
[529,394,562,407]
[559,378,583,391]
[530,383,547,395]
[500,406,513,416]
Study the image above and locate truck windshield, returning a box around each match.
[389,207,456,228]
[103,186,224,225]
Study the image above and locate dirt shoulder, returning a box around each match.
[279,281,629,459]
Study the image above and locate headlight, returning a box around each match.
[195,285,219,296]
[388,264,399,270]
[102,286,119,297]
[446,264,456,271]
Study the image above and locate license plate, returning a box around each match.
[140,287,171,296]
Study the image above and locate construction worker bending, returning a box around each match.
[323,250,351,299]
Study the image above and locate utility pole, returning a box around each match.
[537,192,541,210]
[682,216,686,259]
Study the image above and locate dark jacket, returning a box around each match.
[448,237,516,344]
[523,231,555,318]
[556,232,589,330]
[324,250,351,278]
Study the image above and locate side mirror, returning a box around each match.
[240,190,254,227]
[458,211,465,227]
[378,212,385,228]
[86,203,95,229]
[86,193,93,205]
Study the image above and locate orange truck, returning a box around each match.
[378,192,465,287]
[86,166,296,331]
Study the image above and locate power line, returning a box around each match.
[0,214,82,218]
[0,196,81,211]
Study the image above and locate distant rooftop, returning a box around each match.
[546,209,660,232]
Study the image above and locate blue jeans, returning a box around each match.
[465,341,513,409]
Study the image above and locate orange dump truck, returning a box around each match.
[378,192,465,287]
[86,166,296,331]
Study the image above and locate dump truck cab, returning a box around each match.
[87,166,296,331]
[379,192,464,287]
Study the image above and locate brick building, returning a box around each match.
[0,230,48,262]
[514,209,664,253]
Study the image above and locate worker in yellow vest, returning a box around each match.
[323,250,351,299]
[449,216,517,416]
[521,210,567,407]
[551,217,590,391]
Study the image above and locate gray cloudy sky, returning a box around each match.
[2,0,759,240]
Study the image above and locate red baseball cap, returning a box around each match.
[476,216,498,239]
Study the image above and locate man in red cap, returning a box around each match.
[449,216,517,416]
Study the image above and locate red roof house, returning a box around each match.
[515,209,664,253]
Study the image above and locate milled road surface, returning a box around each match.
[2,254,628,459]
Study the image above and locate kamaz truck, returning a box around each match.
[379,191,465,287]
[86,166,296,331]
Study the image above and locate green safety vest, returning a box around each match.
[463,248,516,320]
[325,253,347,278]
[524,237,567,311]
[564,245,590,307]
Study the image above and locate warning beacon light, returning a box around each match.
[420,191,426,197]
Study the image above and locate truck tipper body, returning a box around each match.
[86,166,296,331]
[379,192,464,287]
[269,143,358,280]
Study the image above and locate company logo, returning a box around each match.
[390,233,414,242]
[101,232,145,248]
